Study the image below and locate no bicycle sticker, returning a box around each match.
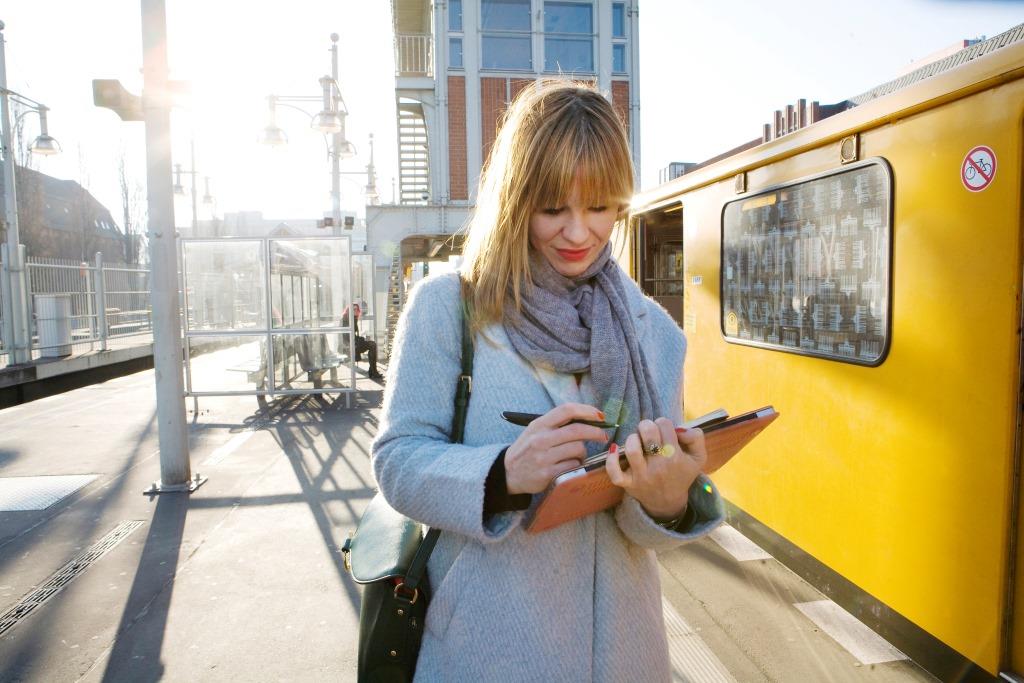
[961,145,996,192]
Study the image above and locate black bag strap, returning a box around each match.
[402,281,474,593]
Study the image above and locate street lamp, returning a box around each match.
[0,20,62,365]
[364,133,380,205]
[312,76,343,133]
[26,106,60,155]
[259,96,288,146]
[172,137,215,236]
[261,33,362,232]
[201,175,214,205]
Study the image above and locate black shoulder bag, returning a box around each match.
[342,294,474,683]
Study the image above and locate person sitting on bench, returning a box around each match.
[341,303,382,382]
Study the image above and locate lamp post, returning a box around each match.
[0,20,62,366]
[90,1,195,493]
[261,33,367,234]
[141,0,195,492]
[173,132,200,233]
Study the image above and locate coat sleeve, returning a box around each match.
[613,304,726,550]
[371,274,518,543]
[615,477,725,552]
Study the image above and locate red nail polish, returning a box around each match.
[609,443,618,453]
[597,410,606,420]
[675,427,688,434]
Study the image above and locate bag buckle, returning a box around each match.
[341,533,353,573]
[393,581,419,605]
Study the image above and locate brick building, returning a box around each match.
[367,0,641,302]
[0,165,129,263]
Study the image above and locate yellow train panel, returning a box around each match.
[629,42,1024,675]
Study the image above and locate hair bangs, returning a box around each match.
[528,104,633,212]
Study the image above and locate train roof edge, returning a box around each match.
[632,21,1024,213]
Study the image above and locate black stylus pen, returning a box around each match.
[501,411,619,429]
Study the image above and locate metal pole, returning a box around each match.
[17,243,29,356]
[140,0,197,492]
[189,136,198,235]
[327,33,347,362]
[0,22,30,365]
[94,251,107,351]
[84,259,96,349]
[330,34,342,236]
[1,244,13,361]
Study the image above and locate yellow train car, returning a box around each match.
[623,24,1024,681]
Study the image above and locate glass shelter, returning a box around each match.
[180,236,372,409]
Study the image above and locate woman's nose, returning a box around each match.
[562,210,589,242]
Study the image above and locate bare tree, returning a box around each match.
[118,150,147,264]
[73,145,100,262]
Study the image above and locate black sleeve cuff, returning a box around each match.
[657,502,698,533]
[483,447,532,518]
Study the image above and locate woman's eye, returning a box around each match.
[589,206,608,212]
[541,207,564,216]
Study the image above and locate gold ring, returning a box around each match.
[645,442,661,455]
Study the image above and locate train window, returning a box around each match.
[721,161,892,365]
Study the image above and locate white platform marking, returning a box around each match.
[794,600,909,665]
[708,524,773,561]
[0,475,99,511]
[662,596,736,683]
[202,431,255,467]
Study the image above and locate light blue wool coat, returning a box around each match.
[372,270,725,683]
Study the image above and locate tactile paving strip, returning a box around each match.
[0,475,99,511]
[663,596,736,682]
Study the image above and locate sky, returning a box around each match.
[2,0,1023,228]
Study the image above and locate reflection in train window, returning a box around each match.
[721,161,891,364]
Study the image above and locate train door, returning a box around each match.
[633,202,685,325]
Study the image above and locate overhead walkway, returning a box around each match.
[0,356,937,682]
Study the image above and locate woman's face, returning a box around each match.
[529,185,618,278]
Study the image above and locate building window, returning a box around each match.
[612,43,626,73]
[612,2,625,37]
[450,0,463,32]
[544,1,594,73]
[450,37,463,68]
[481,0,532,70]
[721,162,892,365]
[612,2,627,73]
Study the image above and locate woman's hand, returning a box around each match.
[605,417,707,520]
[505,403,610,495]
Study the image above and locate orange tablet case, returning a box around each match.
[525,407,778,534]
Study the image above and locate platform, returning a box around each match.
[0,365,938,682]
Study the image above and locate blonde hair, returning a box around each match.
[461,80,634,329]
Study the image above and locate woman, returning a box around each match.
[372,80,724,682]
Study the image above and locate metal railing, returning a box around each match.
[0,262,6,367]
[0,253,152,367]
[395,33,433,77]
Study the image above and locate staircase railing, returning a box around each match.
[383,251,403,359]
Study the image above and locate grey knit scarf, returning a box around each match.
[503,244,665,446]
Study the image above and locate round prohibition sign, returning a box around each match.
[961,145,996,192]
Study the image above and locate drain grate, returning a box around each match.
[0,475,99,512]
[0,520,144,638]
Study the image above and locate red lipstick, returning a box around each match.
[556,247,590,261]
